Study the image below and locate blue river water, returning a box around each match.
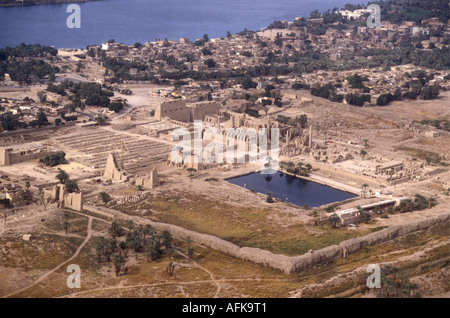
[0,0,366,48]
[226,172,357,208]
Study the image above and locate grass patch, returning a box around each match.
[240,223,375,256]
[41,211,88,236]
[121,193,375,256]
[0,234,83,270]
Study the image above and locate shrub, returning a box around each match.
[377,93,395,106]
[266,192,274,203]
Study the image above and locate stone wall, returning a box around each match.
[63,192,84,211]
[155,100,190,122]
[288,213,449,274]
[189,102,221,121]
[85,203,449,275]
[0,147,56,166]
[0,148,11,166]
[155,100,220,123]
[141,212,449,274]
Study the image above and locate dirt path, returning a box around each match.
[62,278,281,298]
[59,243,284,298]
[3,215,93,298]
[175,248,222,298]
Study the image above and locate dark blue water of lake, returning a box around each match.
[226,172,357,208]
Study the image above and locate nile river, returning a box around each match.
[1,0,365,48]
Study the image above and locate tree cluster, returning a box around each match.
[419,119,450,132]
[394,194,437,213]
[40,152,68,167]
[96,221,175,276]
[345,93,370,106]
[311,83,344,103]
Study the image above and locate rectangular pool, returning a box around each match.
[226,172,357,208]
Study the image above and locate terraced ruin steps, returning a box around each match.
[54,131,171,172]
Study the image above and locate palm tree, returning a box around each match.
[38,188,46,210]
[126,220,134,231]
[113,254,125,277]
[108,221,124,238]
[185,236,195,259]
[126,230,143,259]
[363,139,369,149]
[361,210,372,223]
[328,213,341,228]
[99,192,111,203]
[360,149,368,160]
[62,212,70,234]
[103,247,112,263]
[65,179,79,193]
[166,261,175,276]
[361,183,369,198]
[187,246,195,259]
[143,224,154,238]
[95,243,105,264]
[162,230,173,251]
[357,206,371,223]
[56,168,69,184]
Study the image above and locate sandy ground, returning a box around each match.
[0,64,449,297]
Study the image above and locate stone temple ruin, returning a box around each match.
[103,153,129,182]
[279,125,446,186]
[54,130,171,172]
[281,126,354,164]
[103,151,160,189]
[371,160,446,185]
[149,100,446,188]
[106,191,152,207]
[0,144,57,166]
[52,184,84,211]
[404,121,445,138]
[154,100,221,122]
[135,168,159,189]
